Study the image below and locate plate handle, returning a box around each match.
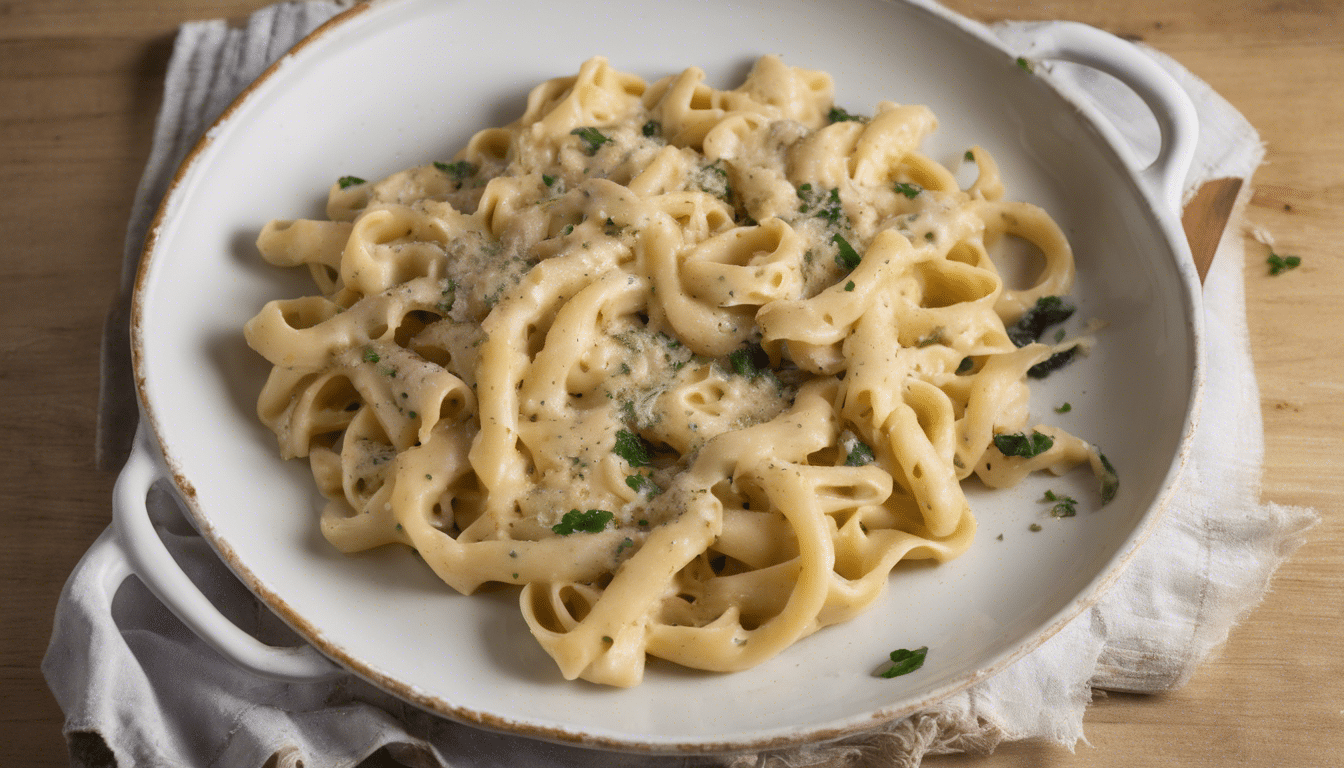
[111,427,343,681]
[1029,22,1200,214]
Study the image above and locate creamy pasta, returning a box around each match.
[244,56,1108,687]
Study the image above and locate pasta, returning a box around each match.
[244,56,1107,687]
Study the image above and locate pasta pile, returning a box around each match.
[245,56,1103,687]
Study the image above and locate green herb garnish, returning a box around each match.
[642,120,662,138]
[552,509,614,535]
[893,182,922,199]
[625,473,662,497]
[833,233,862,271]
[542,174,557,187]
[798,184,845,225]
[433,160,476,181]
[728,342,770,378]
[1043,489,1078,518]
[964,149,975,162]
[337,175,366,189]
[1007,296,1076,347]
[1016,56,1034,73]
[362,348,380,363]
[614,428,652,467]
[993,430,1054,458]
[845,440,875,467]
[1055,402,1072,413]
[571,126,611,154]
[1027,346,1078,379]
[1098,453,1119,505]
[844,280,856,292]
[1267,252,1301,275]
[828,106,868,123]
[878,646,928,678]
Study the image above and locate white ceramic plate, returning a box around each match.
[124,0,1201,752]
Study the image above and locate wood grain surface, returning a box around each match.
[1,2,1338,766]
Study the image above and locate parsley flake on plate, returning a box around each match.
[1043,489,1078,518]
[1097,453,1120,505]
[877,646,928,678]
[1007,296,1075,347]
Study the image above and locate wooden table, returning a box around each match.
[2,2,1339,766]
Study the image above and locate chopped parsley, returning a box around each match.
[728,342,770,378]
[697,160,733,203]
[1098,453,1119,505]
[362,348,380,363]
[433,160,476,181]
[1029,523,1043,532]
[552,508,614,535]
[1055,402,1072,413]
[625,473,662,496]
[1267,251,1301,275]
[798,184,846,225]
[993,430,1054,458]
[1016,56,1034,73]
[844,280,856,292]
[337,175,366,189]
[642,120,662,138]
[893,182,922,199]
[1043,489,1078,518]
[832,233,862,271]
[828,106,868,123]
[844,440,875,467]
[1027,346,1078,379]
[964,149,975,162]
[616,537,635,556]
[542,174,557,187]
[877,646,928,678]
[613,428,652,467]
[571,126,611,154]
[1007,296,1075,347]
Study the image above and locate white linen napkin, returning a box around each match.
[46,2,1318,767]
